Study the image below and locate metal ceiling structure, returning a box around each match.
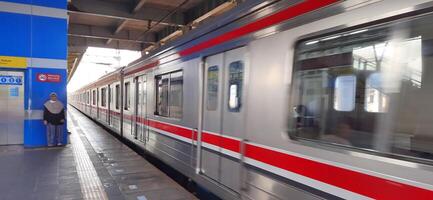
[67,0,238,81]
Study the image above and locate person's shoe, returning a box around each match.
[57,143,62,146]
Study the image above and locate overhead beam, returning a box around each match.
[69,0,185,27]
[190,1,237,26]
[69,36,148,52]
[68,10,182,27]
[114,20,128,34]
[69,33,151,44]
[69,24,156,44]
[68,53,84,82]
[106,20,129,45]
[132,0,149,13]
[160,30,183,43]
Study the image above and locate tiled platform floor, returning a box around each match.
[0,107,197,200]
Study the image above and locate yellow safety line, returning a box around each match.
[70,113,109,200]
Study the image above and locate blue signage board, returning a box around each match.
[0,75,22,85]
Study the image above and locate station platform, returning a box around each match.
[0,108,197,200]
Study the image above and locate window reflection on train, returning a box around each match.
[207,66,219,111]
[124,82,131,110]
[291,14,433,160]
[228,61,243,112]
[155,70,183,119]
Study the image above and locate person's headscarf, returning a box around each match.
[44,92,64,114]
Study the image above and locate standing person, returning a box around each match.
[43,92,65,146]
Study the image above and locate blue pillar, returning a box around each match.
[0,0,67,147]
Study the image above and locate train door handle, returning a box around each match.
[240,139,250,193]
[192,128,198,145]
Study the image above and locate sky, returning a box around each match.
[67,47,141,92]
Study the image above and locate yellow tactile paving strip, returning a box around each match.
[70,127,109,200]
[68,107,198,200]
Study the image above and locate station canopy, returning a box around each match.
[67,0,238,81]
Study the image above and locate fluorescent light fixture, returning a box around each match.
[321,35,341,41]
[305,40,319,45]
[348,29,368,35]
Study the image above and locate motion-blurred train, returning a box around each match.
[70,0,433,199]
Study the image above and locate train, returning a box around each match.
[69,0,433,199]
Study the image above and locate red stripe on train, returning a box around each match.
[125,61,160,76]
[132,0,338,71]
[110,111,433,198]
[179,0,339,56]
[147,119,193,140]
[245,144,433,199]
[140,119,241,153]
[141,118,433,199]
[202,132,240,153]
[134,117,241,152]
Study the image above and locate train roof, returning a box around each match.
[124,1,273,72]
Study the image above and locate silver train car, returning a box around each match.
[70,0,433,199]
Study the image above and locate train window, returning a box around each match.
[92,90,96,105]
[101,88,107,107]
[87,91,90,104]
[334,75,356,111]
[143,82,147,105]
[228,61,243,112]
[155,70,183,119]
[136,79,141,106]
[169,71,183,118]
[365,73,389,113]
[207,66,219,110]
[109,87,112,106]
[115,85,120,110]
[291,13,433,160]
[155,74,169,117]
[124,82,130,110]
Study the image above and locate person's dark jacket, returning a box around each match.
[43,107,65,125]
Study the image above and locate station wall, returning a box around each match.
[0,0,68,147]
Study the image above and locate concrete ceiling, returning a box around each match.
[67,0,238,81]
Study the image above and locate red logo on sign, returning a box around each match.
[36,73,61,83]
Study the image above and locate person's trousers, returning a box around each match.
[46,123,63,146]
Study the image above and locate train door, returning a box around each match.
[134,75,147,142]
[92,89,97,118]
[90,90,93,116]
[133,77,139,139]
[107,85,109,125]
[97,88,100,119]
[88,90,91,114]
[0,70,24,145]
[86,91,90,114]
[123,79,133,137]
[88,90,92,116]
[113,83,121,131]
[201,47,246,193]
